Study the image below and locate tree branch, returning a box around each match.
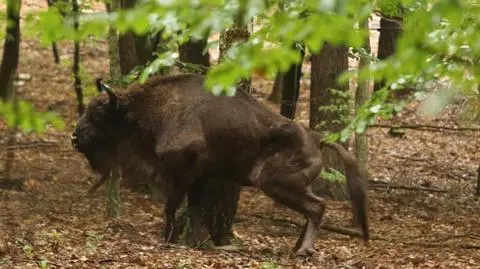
[369,123,480,132]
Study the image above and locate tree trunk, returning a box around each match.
[374,15,402,92]
[219,14,251,93]
[72,0,85,115]
[355,19,371,174]
[118,0,138,75]
[106,1,121,81]
[279,43,304,119]
[199,19,252,245]
[268,74,283,103]
[134,34,155,67]
[0,0,21,101]
[179,36,239,247]
[179,39,210,68]
[310,42,350,201]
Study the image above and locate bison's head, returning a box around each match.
[71,79,130,171]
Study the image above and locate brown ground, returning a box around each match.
[1,2,479,268]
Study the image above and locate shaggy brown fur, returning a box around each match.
[72,74,368,256]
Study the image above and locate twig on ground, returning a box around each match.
[390,154,429,162]
[390,154,474,181]
[253,215,480,249]
[477,165,480,196]
[401,241,480,249]
[0,141,62,150]
[369,124,480,132]
[369,180,447,193]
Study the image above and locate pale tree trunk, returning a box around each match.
[0,0,21,100]
[104,0,122,218]
[106,0,121,81]
[107,168,121,218]
[309,43,350,201]
[355,19,371,174]
[219,11,251,93]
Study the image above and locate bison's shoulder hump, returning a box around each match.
[128,74,205,92]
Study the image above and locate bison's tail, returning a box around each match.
[320,141,369,242]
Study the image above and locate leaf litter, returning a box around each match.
[0,1,479,268]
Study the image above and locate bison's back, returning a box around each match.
[126,74,294,180]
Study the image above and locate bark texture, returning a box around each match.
[374,15,403,92]
[0,0,22,100]
[355,19,371,174]
[310,42,350,200]
[279,43,304,119]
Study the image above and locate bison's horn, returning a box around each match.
[95,78,117,106]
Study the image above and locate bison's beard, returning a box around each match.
[81,149,114,173]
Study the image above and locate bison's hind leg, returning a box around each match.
[260,177,326,256]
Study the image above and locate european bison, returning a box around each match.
[71,74,368,256]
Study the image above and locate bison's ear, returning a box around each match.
[95,78,117,107]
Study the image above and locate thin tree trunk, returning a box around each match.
[0,0,22,100]
[107,168,121,218]
[374,15,402,92]
[355,19,371,173]
[72,0,85,115]
[106,1,121,81]
[103,0,123,219]
[279,43,304,119]
[3,98,19,181]
[310,42,350,200]
[46,0,60,64]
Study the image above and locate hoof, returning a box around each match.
[294,247,316,257]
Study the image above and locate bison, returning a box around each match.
[71,74,368,256]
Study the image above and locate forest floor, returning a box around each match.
[1,1,480,269]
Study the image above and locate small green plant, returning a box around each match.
[38,257,49,269]
[85,231,103,255]
[21,244,34,257]
[320,168,346,183]
[0,257,12,266]
[176,258,192,269]
[262,261,281,269]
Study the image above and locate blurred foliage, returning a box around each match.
[1,0,478,138]
[0,100,65,133]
